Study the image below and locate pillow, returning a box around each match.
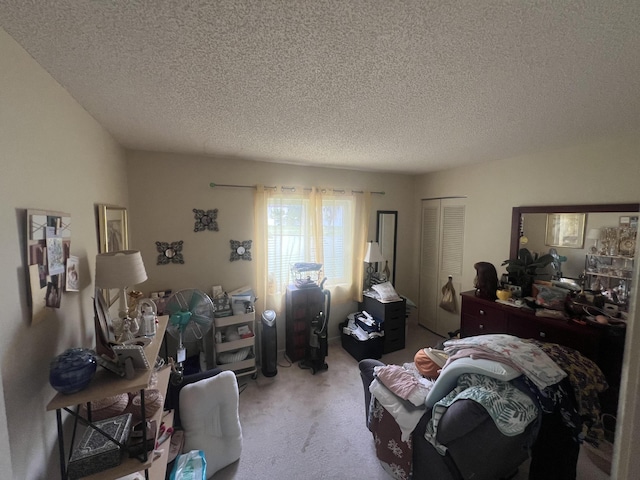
[425,357,521,408]
[180,370,242,478]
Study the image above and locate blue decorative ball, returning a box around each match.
[49,348,97,395]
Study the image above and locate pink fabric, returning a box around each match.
[376,365,421,400]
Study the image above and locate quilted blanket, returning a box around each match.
[444,334,567,390]
[424,372,538,454]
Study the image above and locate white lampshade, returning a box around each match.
[364,241,385,263]
[587,229,601,240]
[95,250,148,288]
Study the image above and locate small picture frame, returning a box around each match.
[211,285,224,299]
[65,255,80,292]
[97,204,129,306]
[97,204,129,254]
[545,213,586,249]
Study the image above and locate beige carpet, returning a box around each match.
[210,315,610,480]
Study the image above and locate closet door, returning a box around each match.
[419,198,466,337]
[418,200,440,332]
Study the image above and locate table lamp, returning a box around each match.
[364,241,385,289]
[95,250,148,343]
[586,228,600,254]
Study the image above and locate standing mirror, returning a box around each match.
[377,210,398,285]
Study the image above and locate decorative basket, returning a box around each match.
[218,347,251,365]
[126,389,163,423]
[79,393,129,421]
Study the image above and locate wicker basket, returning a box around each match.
[218,346,250,364]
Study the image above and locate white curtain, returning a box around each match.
[254,185,371,317]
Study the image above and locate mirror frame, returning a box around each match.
[376,210,398,285]
[510,203,640,260]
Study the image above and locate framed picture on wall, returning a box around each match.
[545,213,586,249]
[97,204,129,253]
[97,204,129,305]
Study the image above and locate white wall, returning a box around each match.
[0,29,129,479]
[125,151,417,354]
[413,134,640,478]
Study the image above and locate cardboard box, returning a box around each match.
[68,413,133,479]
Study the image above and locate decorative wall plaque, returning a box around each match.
[230,240,252,261]
[193,208,219,232]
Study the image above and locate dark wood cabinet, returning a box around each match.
[460,291,624,415]
[360,295,406,353]
[285,285,325,362]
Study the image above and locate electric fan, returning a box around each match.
[164,289,215,368]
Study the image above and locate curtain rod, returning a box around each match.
[209,182,384,195]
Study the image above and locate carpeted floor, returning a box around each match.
[210,314,611,480]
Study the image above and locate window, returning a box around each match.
[266,195,354,295]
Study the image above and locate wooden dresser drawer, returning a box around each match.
[460,295,507,337]
[461,313,508,337]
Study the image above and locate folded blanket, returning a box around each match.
[444,334,567,390]
[374,364,434,407]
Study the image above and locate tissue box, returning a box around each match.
[68,413,133,479]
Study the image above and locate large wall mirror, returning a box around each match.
[510,203,639,290]
[377,210,398,285]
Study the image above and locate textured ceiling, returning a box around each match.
[2,1,640,174]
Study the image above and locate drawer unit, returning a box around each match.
[361,295,406,354]
[460,295,507,337]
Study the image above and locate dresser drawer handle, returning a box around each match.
[479,324,484,330]
[539,331,546,338]
[479,310,486,316]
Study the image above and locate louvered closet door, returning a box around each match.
[418,200,440,331]
[419,198,466,337]
[436,200,465,336]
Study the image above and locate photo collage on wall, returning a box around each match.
[26,209,72,323]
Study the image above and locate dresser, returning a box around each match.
[360,295,406,354]
[460,291,625,415]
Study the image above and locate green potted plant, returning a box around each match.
[502,248,554,296]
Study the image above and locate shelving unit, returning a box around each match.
[585,253,634,310]
[285,285,325,362]
[213,311,257,379]
[47,316,171,480]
